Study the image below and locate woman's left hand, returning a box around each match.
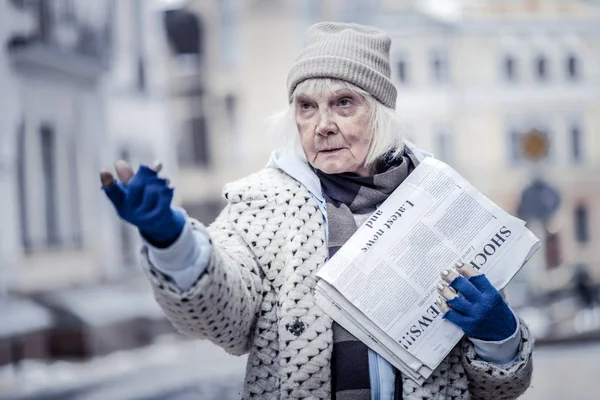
[436,262,517,342]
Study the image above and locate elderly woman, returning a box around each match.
[101,23,533,400]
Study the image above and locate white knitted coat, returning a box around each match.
[141,167,534,400]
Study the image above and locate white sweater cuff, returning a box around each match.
[142,217,212,291]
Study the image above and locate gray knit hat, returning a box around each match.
[287,22,397,109]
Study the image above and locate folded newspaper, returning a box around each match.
[315,157,540,385]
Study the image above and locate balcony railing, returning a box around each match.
[7,0,114,75]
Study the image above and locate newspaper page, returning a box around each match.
[316,158,540,376]
[314,282,432,384]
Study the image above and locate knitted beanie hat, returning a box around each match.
[287,22,397,109]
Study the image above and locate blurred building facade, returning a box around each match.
[385,0,600,296]
[162,0,296,224]
[104,0,179,272]
[163,0,420,223]
[167,0,600,298]
[0,0,179,366]
[0,0,177,293]
[1,0,112,294]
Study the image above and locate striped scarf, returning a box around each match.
[316,148,419,400]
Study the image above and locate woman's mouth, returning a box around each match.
[320,148,344,154]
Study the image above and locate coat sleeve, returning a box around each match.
[460,317,534,400]
[139,204,264,356]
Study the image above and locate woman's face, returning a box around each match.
[295,83,372,176]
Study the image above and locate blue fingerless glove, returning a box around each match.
[443,274,517,342]
[103,165,185,248]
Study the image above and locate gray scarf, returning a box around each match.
[315,147,419,400]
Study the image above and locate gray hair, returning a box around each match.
[267,78,406,169]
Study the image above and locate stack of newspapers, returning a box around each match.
[314,158,540,385]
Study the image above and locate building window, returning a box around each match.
[535,54,549,81]
[574,204,589,244]
[397,55,408,84]
[566,53,580,81]
[179,117,210,167]
[40,123,59,246]
[17,120,30,251]
[133,0,146,91]
[37,0,53,43]
[508,129,522,162]
[24,0,113,59]
[191,117,210,167]
[435,126,453,164]
[136,57,146,92]
[430,49,450,83]
[570,122,583,163]
[219,0,241,69]
[67,134,82,247]
[503,54,517,82]
[545,231,562,269]
[225,94,237,125]
[225,94,242,162]
[163,8,204,68]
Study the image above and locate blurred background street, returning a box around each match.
[523,341,600,400]
[1,0,600,398]
[1,339,600,400]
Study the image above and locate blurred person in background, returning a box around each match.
[100,23,533,400]
[574,264,598,310]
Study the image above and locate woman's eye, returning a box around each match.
[300,102,313,110]
[338,98,352,107]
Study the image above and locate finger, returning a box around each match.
[440,268,460,284]
[435,296,450,313]
[103,182,127,209]
[468,274,497,293]
[455,261,482,278]
[446,296,472,314]
[443,309,470,330]
[152,160,163,173]
[437,283,457,301]
[100,171,114,188]
[126,167,161,208]
[133,165,159,180]
[449,275,481,302]
[115,160,134,185]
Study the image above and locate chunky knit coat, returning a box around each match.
[140,167,534,400]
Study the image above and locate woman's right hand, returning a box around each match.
[100,160,186,247]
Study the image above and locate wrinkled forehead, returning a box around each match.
[293,78,363,102]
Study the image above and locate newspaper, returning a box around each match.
[315,158,540,385]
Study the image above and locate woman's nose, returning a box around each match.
[315,110,338,137]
